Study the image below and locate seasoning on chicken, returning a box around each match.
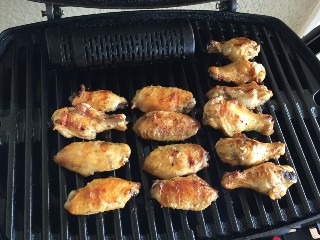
[221,162,297,200]
[203,96,274,137]
[132,85,196,113]
[150,174,218,211]
[132,111,200,141]
[215,136,286,166]
[208,59,266,85]
[207,37,260,62]
[64,177,140,215]
[143,144,209,179]
[206,82,273,109]
[53,141,131,176]
[52,103,128,140]
[69,84,128,112]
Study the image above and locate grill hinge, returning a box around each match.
[41,3,63,20]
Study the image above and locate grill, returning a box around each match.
[1,9,320,240]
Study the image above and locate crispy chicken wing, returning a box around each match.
[132,86,196,113]
[206,82,273,109]
[208,59,266,85]
[70,84,128,112]
[52,103,128,140]
[150,174,218,211]
[53,141,131,176]
[215,137,286,166]
[64,177,140,215]
[132,111,200,141]
[207,37,260,62]
[143,144,209,179]
[221,162,297,200]
[203,96,274,137]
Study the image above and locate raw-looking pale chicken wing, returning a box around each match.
[64,177,140,215]
[203,96,274,137]
[215,136,286,166]
[221,162,297,200]
[132,111,200,141]
[132,85,196,113]
[53,141,131,176]
[143,144,209,179]
[150,174,218,211]
[208,59,266,85]
[206,82,273,109]
[52,103,128,140]
[207,37,260,62]
[70,84,128,112]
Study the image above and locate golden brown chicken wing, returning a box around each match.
[64,177,140,215]
[53,141,131,176]
[221,162,297,200]
[206,82,273,109]
[70,84,128,112]
[52,103,128,140]
[207,37,260,62]
[131,86,196,113]
[208,59,266,85]
[143,144,209,179]
[132,111,200,141]
[215,136,286,166]
[150,174,218,211]
[203,96,274,137]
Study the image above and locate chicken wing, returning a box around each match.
[143,144,209,179]
[207,37,260,62]
[203,96,274,137]
[64,177,140,215]
[221,162,297,200]
[132,111,200,141]
[132,86,196,113]
[206,82,273,109]
[215,137,286,166]
[208,59,266,85]
[150,174,218,211]
[52,103,128,140]
[70,84,128,112]
[53,141,131,176]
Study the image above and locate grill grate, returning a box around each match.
[0,11,320,239]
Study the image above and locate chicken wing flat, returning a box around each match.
[206,82,273,109]
[70,84,128,112]
[207,37,260,62]
[208,59,266,85]
[132,86,196,113]
[64,177,140,215]
[132,111,200,141]
[143,144,209,179]
[203,96,274,137]
[221,162,297,200]
[150,174,218,211]
[52,103,128,140]
[215,137,286,166]
[53,141,131,176]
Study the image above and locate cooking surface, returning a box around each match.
[0,11,320,239]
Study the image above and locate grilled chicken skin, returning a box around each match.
[221,162,297,200]
[132,111,200,141]
[64,178,140,215]
[151,174,218,211]
[208,59,266,85]
[70,84,128,112]
[143,144,209,179]
[203,96,274,137]
[53,141,131,176]
[215,137,286,166]
[207,37,260,62]
[206,82,273,109]
[132,86,196,113]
